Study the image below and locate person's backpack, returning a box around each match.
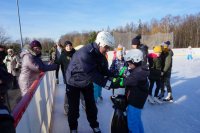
[0,104,16,133]
[111,94,128,133]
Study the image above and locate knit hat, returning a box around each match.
[131,34,141,45]
[164,41,170,46]
[117,44,123,51]
[64,40,73,46]
[153,45,162,53]
[29,40,42,49]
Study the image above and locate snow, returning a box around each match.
[50,55,200,133]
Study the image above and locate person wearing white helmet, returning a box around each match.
[65,31,120,133]
[123,49,149,133]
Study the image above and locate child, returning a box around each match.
[123,49,149,133]
[147,45,163,104]
[110,48,126,77]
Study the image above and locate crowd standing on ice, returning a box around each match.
[0,31,176,133]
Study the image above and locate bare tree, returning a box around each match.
[0,27,10,45]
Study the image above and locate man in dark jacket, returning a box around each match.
[66,31,120,133]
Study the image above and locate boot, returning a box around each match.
[163,92,173,102]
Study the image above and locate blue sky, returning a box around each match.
[0,0,200,41]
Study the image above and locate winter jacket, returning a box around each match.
[124,66,149,109]
[66,42,113,88]
[138,44,148,65]
[19,45,57,96]
[161,49,173,77]
[148,53,162,80]
[57,48,76,74]
[0,65,14,92]
[3,54,21,76]
[110,58,126,77]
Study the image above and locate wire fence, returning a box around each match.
[113,32,173,50]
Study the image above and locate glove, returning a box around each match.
[111,77,124,88]
[119,66,127,77]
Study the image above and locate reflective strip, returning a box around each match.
[104,80,111,90]
[0,109,9,115]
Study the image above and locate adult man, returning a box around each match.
[66,31,120,133]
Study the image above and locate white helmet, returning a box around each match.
[124,49,143,63]
[95,31,115,47]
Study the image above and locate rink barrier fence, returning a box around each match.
[12,71,56,133]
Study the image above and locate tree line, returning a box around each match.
[0,12,200,54]
[60,12,200,48]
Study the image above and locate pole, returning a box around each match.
[16,0,23,49]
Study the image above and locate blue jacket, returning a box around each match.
[66,43,112,88]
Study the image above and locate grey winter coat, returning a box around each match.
[19,45,57,96]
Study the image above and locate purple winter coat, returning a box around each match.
[19,47,57,96]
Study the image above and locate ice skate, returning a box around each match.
[147,95,156,104]
[154,97,163,104]
[163,93,173,102]
[92,127,101,133]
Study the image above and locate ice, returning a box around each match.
[51,55,200,133]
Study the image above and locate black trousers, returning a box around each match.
[66,83,99,130]
[161,76,172,93]
[148,79,161,97]
[55,64,66,83]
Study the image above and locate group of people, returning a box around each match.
[63,32,152,133]
[147,41,174,104]
[0,31,174,133]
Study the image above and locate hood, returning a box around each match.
[134,65,149,80]
[20,45,36,58]
[148,53,159,58]
[62,48,76,57]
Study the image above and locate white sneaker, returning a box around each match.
[147,95,156,104]
[154,97,163,104]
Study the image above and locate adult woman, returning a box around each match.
[19,40,57,96]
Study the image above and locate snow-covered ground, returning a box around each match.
[50,56,200,133]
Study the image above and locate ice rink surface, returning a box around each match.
[51,56,200,133]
